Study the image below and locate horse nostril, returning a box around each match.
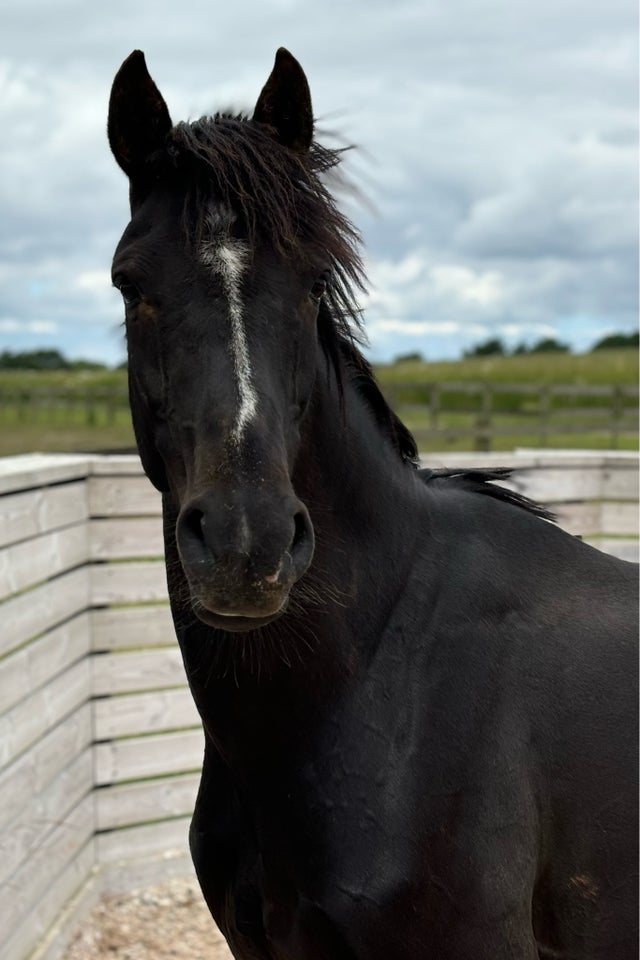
[178,507,218,564]
[183,507,206,544]
[291,512,307,552]
[288,508,314,577]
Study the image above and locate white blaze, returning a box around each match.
[201,239,257,444]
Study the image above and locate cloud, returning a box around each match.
[375,320,467,336]
[0,318,58,334]
[454,136,637,261]
[499,323,557,340]
[430,266,505,307]
[75,271,113,293]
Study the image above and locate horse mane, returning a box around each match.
[153,114,418,464]
[419,467,555,521]
[334,326,419,463]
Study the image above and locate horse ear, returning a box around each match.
[108,50,172,178]
[253,48,313,153]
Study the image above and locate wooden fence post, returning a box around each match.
[429,385,440,434]
[474,384,493,451]
[539,387,550,447]
[610,386,622,450]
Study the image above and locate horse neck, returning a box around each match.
[291,352,422,631]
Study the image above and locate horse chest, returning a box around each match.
[228,835,540,960]
[215,720,539,959]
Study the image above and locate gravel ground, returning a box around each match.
[64,877,233,960]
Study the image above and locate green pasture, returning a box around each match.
[0,369,133,455]
[0,349,637,456]
[377,347,638,389]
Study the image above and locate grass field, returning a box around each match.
[377,347,638,388]
[0,368,133,455]
[0,349,637,456]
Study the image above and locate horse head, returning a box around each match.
[108,50,334,631]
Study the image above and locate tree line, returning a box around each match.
[0,349,109,371]
[465,330,639,359]
[393,330,639,365]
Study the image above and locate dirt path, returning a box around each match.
[64,877,232,960]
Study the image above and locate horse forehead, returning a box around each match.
[197,233,258,444]
[200,236,248,280]
[203,203,236,238]
[114,208,179,270]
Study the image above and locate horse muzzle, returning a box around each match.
[175,491,314,631]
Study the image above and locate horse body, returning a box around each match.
[172,380,636,960]
[109,48,638,959]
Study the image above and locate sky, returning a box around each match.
[0,0,637,366]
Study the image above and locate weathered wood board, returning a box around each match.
[94,729,204,785]
[93,687,198,739]
[90,604,173,651]
[96,772,200,831]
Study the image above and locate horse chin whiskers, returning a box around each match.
[189,586,290,632]
[186,600,318,686]
[185,577,325,678]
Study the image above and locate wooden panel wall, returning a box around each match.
[0,461,94,960]
[86,458,202,875]
[0,457,200,960]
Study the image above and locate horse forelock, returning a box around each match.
[161,116,364,326]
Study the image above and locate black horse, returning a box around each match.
[108,49,638,959]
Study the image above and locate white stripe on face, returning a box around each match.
[200,239,258,444]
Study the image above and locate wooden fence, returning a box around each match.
[386,381,639,450]
[0,451,637,960]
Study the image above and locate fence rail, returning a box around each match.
[384,381,639,450]
[0,451,638,959]
[0,388,129,422]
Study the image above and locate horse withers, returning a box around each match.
[108,48,638,959]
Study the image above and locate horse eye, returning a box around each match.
[310,278,327,303]
[114,277,141,308]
